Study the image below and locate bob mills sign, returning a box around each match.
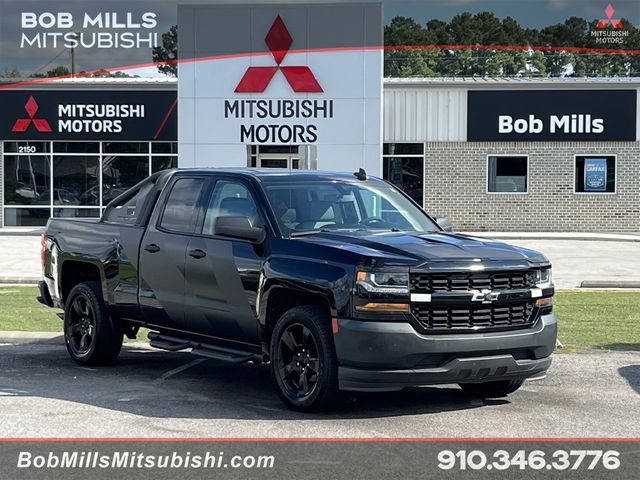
[467,90,637,141]
[177,3,383,174]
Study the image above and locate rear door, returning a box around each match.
[183,177,267,343]
[139,175,208,329]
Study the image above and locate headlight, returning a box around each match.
[535,267,553,287]
[354,270,410,313]
[356,271,409,294]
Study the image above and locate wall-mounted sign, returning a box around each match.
[0,90,177,141]
[178,3,383,174]
[467,90,636,141]
[584,158,607,191]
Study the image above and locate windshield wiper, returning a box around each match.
[290,229,332,237]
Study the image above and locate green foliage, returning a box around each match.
[384,11,639,77]
[152,24,178,77]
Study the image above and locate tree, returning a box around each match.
[30,65,70,78]
[0,67,21,78]
[152,24,178,77]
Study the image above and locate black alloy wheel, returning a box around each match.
[270,306,340,411]
[63,282,123,366]
[67,294,96,356]
[277,323,320,399]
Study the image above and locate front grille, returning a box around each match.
[411,302,536,332]
[411,270,536,293]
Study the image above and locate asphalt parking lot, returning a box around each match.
[1,336,638,438]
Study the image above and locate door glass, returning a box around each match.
[260,158,288,168]
[383,157,424,207]
[202,180,259,236]
[159,178,205,233]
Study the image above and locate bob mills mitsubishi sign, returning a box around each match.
[177,2,383,174]
[468,90,637,141]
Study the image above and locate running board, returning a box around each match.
[147,331,266,364]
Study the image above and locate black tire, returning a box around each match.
[270,306,340,412]
[63,282,123,366]
[459,379,525,398]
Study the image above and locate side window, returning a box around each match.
[159,177,206,233]
[202,180,259,236]
[102,181,154,225]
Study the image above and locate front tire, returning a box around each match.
[459,379,525,398]
[270,306,340,411]
[64,282,123,366]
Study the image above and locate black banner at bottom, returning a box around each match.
[0,440,638,480]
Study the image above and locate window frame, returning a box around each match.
[156,175,208,235]
[573,154,617,195]
[486,154,529,195]
[198,175,273,242]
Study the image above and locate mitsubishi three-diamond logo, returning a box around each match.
[596,3,623,29]
[235,15,323,93]
[11,96,52,132]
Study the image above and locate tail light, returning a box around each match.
[40,233,46,267]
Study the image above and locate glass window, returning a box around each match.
[53,156,99,206]
[102,156,150,205]
[575,156,616,193]
[103,180,155,225]
[53,142,99,153]
[258,145,298,154]
[53,208,100,219]
[103,142,149,154]
[3,141,50,154]
[383,157,424,206]
[151,142,178,154]
[263,179,438,236]
[202,180,259,235]
[259,158,288,168]
[3,155,51,205]
[383,143,424,155]
[160,177,205,233]
[487,156,528,193]
[3,208,50,226]
[152,156,178,173]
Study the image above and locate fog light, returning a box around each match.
[536,297,553,307]
[355,302,410,312]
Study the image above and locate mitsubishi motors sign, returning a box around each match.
[178,2,383,174]
[0,90,177,140]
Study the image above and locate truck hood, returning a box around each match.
[294,231,548,267]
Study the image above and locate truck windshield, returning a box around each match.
[264,180,439,237]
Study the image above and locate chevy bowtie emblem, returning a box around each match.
[471,289,500,304]
[235,15,323,93]
[596,3,623,29]
[11,96,52,133]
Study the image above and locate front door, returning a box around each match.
[139,176,208,329]
[183,177,267,343]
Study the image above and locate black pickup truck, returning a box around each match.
[38,168,556,411]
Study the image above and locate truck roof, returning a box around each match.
[168,168,379,183]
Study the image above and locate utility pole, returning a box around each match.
[70,32,80,77]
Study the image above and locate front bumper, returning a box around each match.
[334,313,557,392]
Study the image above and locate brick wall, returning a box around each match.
[0,143,3,228]
[425,141,640,232]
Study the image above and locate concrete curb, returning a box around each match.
[464,232,640,242]
[0,331,63,344]
[580,281,640,289]
[0,278,39,285]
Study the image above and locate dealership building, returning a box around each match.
[1,2,638,232]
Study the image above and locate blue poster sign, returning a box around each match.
[584,158,607,191]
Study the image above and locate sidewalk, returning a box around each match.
[1,231,639,288]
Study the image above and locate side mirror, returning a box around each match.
[214,216,266,243]
[434,216,453,232]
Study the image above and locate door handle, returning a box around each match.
[144,243,161,253]
[188,249,207,259]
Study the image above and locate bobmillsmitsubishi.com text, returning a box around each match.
[17,450,275,469]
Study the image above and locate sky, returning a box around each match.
[0,0,638,78]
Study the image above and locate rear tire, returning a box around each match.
[63,282,123,366]
[459,379,524,398]
[270,306,340,411]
